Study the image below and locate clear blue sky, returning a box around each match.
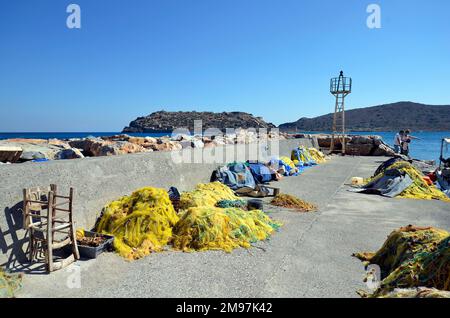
[1,0,449,131]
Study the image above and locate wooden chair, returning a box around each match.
[22,184,80,272]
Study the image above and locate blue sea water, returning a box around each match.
[1,131,449,162]
[0,132,169,140]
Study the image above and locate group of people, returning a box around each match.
[393,129,419,157]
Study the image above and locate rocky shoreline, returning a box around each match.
[0,132,396,164]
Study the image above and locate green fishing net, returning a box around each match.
[0,268,22,298]
[354,225,450,297]
[172,206,281,252]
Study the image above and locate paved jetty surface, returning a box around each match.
[17,156,450,298]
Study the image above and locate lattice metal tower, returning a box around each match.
[330,71,352,154]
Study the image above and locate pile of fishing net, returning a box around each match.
[179,182,239,210]
[307,148,327,164]
[172,207,281,252]
[173,182,281,252]
[280,156,297,170]
[291,146,318,166]
[353,225,450,298]
[0,268,22,298]
[377,287,450,298]
[270,194,317,212]
[96,182,281,258]
[95,187,179,260]
[367,161,450,201]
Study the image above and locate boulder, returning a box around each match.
[202,136,212,143]
[345,143,374,156]
[351,136,375,144]
[101,134,130,141]
[21,151,47,161]
[192,139,204,148]
[179,141,193,149]
[48,139,71,148]
[149,141,182,152]
[69,138,108,156]
[116,141,147,154]
[68,138,146,157]
[144,136,157,144]
[69,138,98,150]
[203,140,217,148]
[1,140,61,160]
[127,137,148,146]
[56,148,85,160]
[317,135,351,148]
[172,134,193,142]
[90,142,119,156]
[212,137,226,146]
[372,143,396,157]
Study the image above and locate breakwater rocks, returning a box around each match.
[0,132,396,164]
[0,130,288,163]
[292,134,396,156]
[122,111,276,133]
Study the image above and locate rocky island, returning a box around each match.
[122,111,276,132]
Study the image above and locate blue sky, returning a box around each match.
[1,0,449,131]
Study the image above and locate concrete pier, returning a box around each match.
[4,155,448,298]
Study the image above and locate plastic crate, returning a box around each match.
[76,231,114,259]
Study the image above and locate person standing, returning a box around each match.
[393,130,404,154]
[401,130,420,157]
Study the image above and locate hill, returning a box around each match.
[122,111,276,132]
[279,102,450,132]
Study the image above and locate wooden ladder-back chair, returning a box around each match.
[23,184,80,272]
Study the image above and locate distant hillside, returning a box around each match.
[279,102,450,132]
[123,111,275,132]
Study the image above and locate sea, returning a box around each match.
[1,131,449,162]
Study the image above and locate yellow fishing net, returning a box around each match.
[0,268,22,298]
[377,287,450,298]
[354,225,450,297]
[308,148,327,163]
[270,194,317,212]
[95,187,179,260]
[280,156,296,169]
[366,161,450,201]
[172,207,281,252]
[96,182,281,258]
[179,182,239,210]
[173,182,281,252]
